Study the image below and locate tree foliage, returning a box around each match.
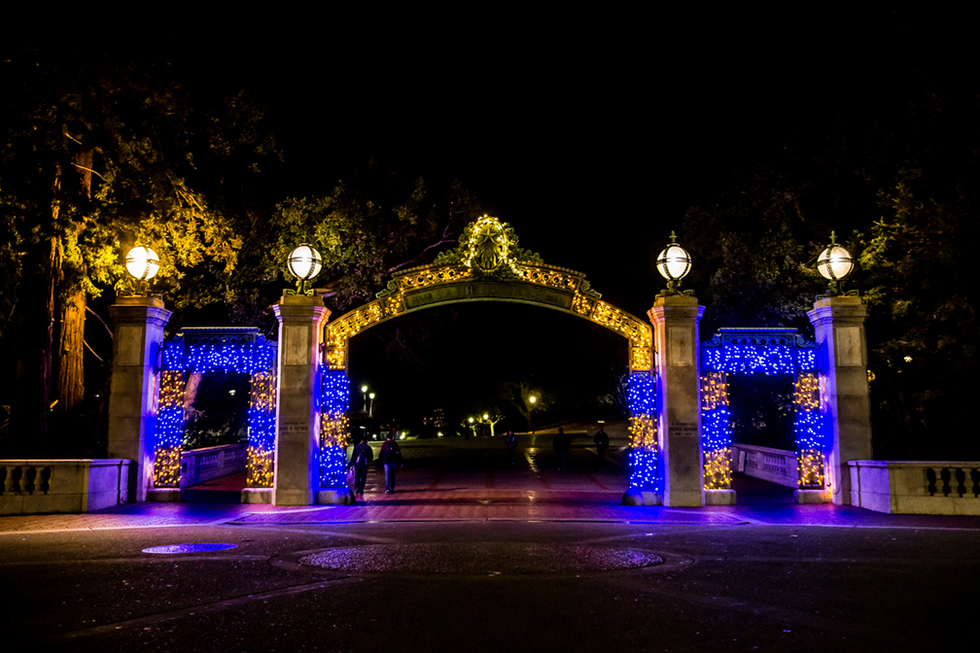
[266,161,482,310]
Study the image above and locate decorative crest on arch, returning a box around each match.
[433,215,543,279]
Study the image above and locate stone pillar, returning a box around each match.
[648,295,705,507]
[272,295,329,506]
[106,296,171,502]
[807,296,872,505]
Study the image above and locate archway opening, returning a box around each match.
[344,302,631,493]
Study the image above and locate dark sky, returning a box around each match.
[12,6,972,429]
[195,4,966,317]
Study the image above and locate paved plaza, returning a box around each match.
[3,433,979,652]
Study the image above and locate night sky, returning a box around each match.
[10,6,972,433]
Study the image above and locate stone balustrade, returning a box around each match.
[0,459,132,514]
[731,443,799,488]
[848,460,980,515]
[178,443,247,488]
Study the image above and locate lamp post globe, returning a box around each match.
[656,232,691,294]
[125,246,160,282]
[817,232,854,294]
[287,244,322,295]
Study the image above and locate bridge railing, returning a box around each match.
[0,459,132,515]
[730,443,799,488]
[848,460,980,515]
[179,443,247,488]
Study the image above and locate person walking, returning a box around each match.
[379,429,403,494]
[593,424,609,470]
[348,436,374,495]
[553,427,571,471]
[505,429,518,465]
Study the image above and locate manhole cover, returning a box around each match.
[300,543,662,574]
[142,543,238,554]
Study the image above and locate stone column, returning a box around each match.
[807,296,873,505]
[106,296,172,502]
[272,295,330,506]
[648,295,705,507]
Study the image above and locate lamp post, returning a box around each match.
[816,231,855,295]
[643,230,707,507]
[655,232,692,296]
[361,385,368,412]
[286,244,323,295]
[108,246,171,502]
[807,231,871,506]
[369,392,375,418]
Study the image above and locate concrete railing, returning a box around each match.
[0,459,132,515]
[178,443,247,488]
[848,460,980,515]
[730,443,799,488]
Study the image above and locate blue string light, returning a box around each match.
[626,371,660,491]
[319,367,350,487]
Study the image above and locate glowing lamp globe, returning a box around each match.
[817,242,854,282]
[287,244,322,282]
[125,246,160,281]
[656,232,691,294]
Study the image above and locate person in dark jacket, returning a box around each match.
[379,430,403,494]
[593,425,609,469]
[348,437,374,495]
[553,427,571,471]
[505,430,518,465]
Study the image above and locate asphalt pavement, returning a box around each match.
[3,433,979,652]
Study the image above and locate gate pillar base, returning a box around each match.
[241,488,272,504]
[705,489,736,505]
[316,487,355,505]
[147,488,181,502]
[622,489,663,506]
[796,489,831,504]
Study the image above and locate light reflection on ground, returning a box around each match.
[142,543,239,554]
[300,543,662,574]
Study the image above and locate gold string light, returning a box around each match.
[628,415,657,450]
[703,447,732,490]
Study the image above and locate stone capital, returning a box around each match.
[648,295,705,325]
[807,295,868,327]
[109,296,172,328]
[273,295,330,326]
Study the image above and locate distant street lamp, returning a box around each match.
[125,246,160,294]
[817,232,854,295]
[528,395,538,435]
[361,385,368,412]
[656,232,692,295]
[286,244,322,295]
[369,392,375,418]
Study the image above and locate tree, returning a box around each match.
[0,48,275,455]
[680,68,980,459]
[860,170,980,459]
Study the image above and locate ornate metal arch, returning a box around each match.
[323,218,653,372]
[316,216,657,490]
